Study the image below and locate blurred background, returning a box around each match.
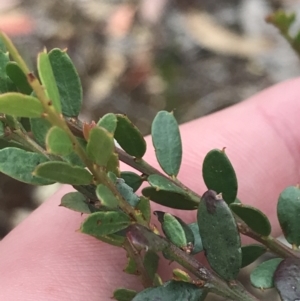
[0,0,299,239]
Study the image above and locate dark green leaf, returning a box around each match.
[60,191,97,214]
[202,149,237,204]
[230,203,271,237]
[48,48,82,116]
[274,258,300,301]
[34,161,93,185]
[144,251,159,282]
[147,174,184,194]
[151,111,182,177]
[197,190,241,281]
[114,114,146,158]
[0,147,53,185]
[155,211,194,249]
[136,196,151,223]
[6,62,32,94]
[46,126,73,156]
[0,93,43,117]
[97,113,117,134]
[241,244,267,268]
[142,187,198,210]
[121,171,143,192]
[37,51,62,113]
[250,258,283,289]
[96,184,118,209]
[116,178,140,207]
[124,256,138,274]
[63,137,86,167]
[132,281,206,301]
[86,126,114,166]
[187,222,203,254]
[80,211,131,236]
[277,186,300,246]
[0,121,4,138]
[0,51,15,93]
[0,138,29,151]
[114,288,137,301]
[30,118,51,147]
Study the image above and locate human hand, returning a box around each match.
[1,78,300,300]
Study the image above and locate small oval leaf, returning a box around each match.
[46,126,73,156]
[0,147,53,185]
[37,51,62,113]
[113,288,137,301]
[34,161,93,185]
[147,174,184,194]
[230,203,271,237]
[114,114,146,158]
[142,187,198,210]
[136,196,151,223]
[197,190,241,281]
[151,111,182,177]
[80,211,131,236]
[132,281,205,301]
[143,251,160,282]
[202,149,237,204]
[0,93,43,117]
[250,258,283,289]
[48,48,82,117]
[116,178,140,208]
[187,222,203,254]
[241,244,267,268]
[121,171,143,192]
[86,126,114,166]
[6,62,32,94]
[60,192,97,214]
[30,118,51,147]
[97,113,117,134]
[96,184,118,209]
[274,257,300,301]
[277,186,300,246]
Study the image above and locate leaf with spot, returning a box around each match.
[202,149,237,204]
[151,111,182,177]
[197,190,241,281]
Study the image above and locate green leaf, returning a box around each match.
[80,211,131,236]
[46,126,73,155]
[0,38,6,52]
[241,244,267,268]
[172,269,192,282]
[116,178,140,207]
[63,137,86,167]
[86,126,114,166]
[197,190,241,281]
[34,161,93,185]
[136,196,151,223]
[94,232,125,247]
[274,258,300,301]
[0,93,43,117]
[155,211,194,249]
[277,186,300,246]
[124,256,138,275]
[147,174,184,194]
[96,184,118,209]
[6,62,32,94]
[48,48,82,116]
[132,281,206,301]
[151,111,182,177]
[142,187,198,210]
[97,113,117,134]
[187,222,203,254]
[30,118,51,146]
[60,191,98,214]
[106,152,120,176]
[0,147,54,185]
[37,51,62,113]
[143,251,159,282]
[266,11,296,33]
[114,114,146,158]
[0,121,4,138]
[230,203,271,237]
[121,171,143,192]
[113,288,137,301]
[0,51,16,93]
[250,258,283,289]
[202,149,237,204]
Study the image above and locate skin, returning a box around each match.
[0,78,300,300]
